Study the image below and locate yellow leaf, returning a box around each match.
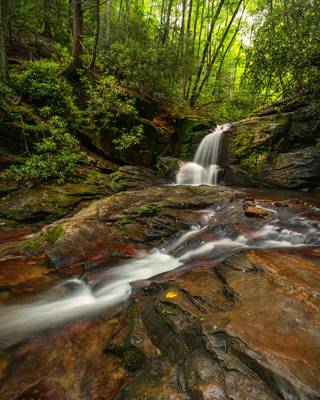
[165,291,178,299]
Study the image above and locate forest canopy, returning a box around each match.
[0,0,319,117]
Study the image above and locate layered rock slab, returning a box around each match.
[37,185,239,272]
[117,249,320,400]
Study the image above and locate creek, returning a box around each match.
[0,128,320,400]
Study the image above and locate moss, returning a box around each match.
[178,143,193,159]
[19,234,47,254]
[174,116,213,160]
[109,171,124,192]
[240,150,270,174]
[116,204,163,226]
[107,343,146,372]
[45,224,64,245]
[19,224,63,254]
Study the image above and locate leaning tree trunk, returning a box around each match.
[0,0,8,81]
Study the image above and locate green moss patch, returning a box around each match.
[116,204,163,226]
[106,344,146,372]
[240,150,271,174]
[109,171,124,192]
[19,224,64,254]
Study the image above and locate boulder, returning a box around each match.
[0,175,109,224]
[223,100,320,190]
[173,116,214,160]
[18,185,238,271]
[108,165,164,192]
[156,156,181,182]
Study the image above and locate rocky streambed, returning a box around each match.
[0,184,319,400]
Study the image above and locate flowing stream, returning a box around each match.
[176,124,231,185]
[1,124,320,350]
[0,202,319,349]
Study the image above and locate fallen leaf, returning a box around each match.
[165,291,178,299]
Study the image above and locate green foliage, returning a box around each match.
[245,0,320,98]
[14,61,75,114]
[81,74,145,150]
[109,171,124,192]
[81,74,138,131]
[113,125,144,151]
[10,0,70,43]
[1,116,86,187]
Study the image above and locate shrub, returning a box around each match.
[1,116,86,187]
[13,60,76,115]
[113,125,144,151]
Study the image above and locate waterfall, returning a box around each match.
[176,124,231,185]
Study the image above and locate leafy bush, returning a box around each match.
[83,74,138,124]
[113,125,144,151]
[1,116,86,187]
[13,61,76,115]
[81,74,145,147]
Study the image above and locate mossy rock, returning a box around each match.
[0,179,107,224]
[106,344,146,372]
[108,166,162,193]
[156,156,181,182]
[19,224,64,254]
[116,204,163,226]
[173,116,213,160]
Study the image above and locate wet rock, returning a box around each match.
[87,151,119,173]
[30,185,238,271]
[184,350,225,400]
[121,248,320,400]
[115,359,191,400]
[108,165,163,192]
[268,146,320,189]
[10,378,68,400]
[244,201,270,218]
[0,314,126,400]
[224,101,320,190]
[156,156,181,182]
[0,178,109,224]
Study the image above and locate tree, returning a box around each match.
[0,0,8,81]
[64,0,83,75]
[245,0,320,97]
[90,0,101,68]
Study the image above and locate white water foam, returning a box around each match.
[176,124,231,185]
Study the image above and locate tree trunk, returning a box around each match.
[190,0,225,105]
[162,0,173,44]
[90,0,100,68]
[186,0,193,37]
[125,0,129,41]
[64,0,83,76]
[106,0,112,53]
[192,0,243,105]
[43,0,52,38]
[0,0,8,81]
[213,7,245,96]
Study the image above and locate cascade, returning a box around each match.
[176,123,231,185]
